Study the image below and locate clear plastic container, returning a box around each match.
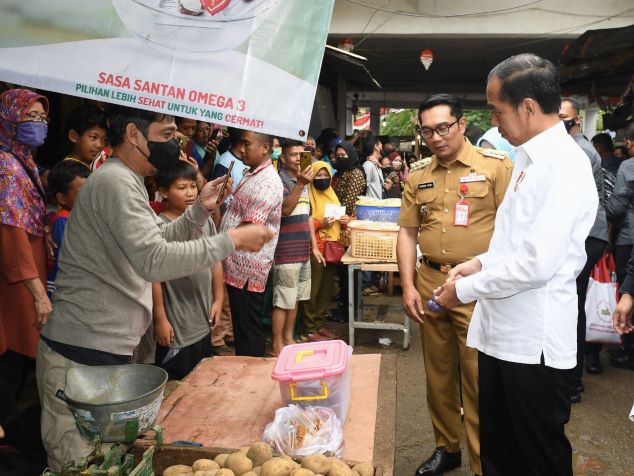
[271,340,351,423]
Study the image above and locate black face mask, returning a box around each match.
[563,118,576,132]
[382,166,393,176]
[313,178,331,191]
[137,134,181,173]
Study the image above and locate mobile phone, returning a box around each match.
[210,128,220,142]
[216,160,235,204]
[299,151,313,172]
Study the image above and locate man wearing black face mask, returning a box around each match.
[36,105,275,470]
[559,98,608,401]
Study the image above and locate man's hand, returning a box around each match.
[209,300,222,329]
[205,140,218,158]
[614,293,634,335]
[433,280,461,309]
[313,246,326,267]
[402,285,425,324]
[154,319,175,347]
[446,258,482,282]
[228,224,275,252]
[34,295,52,329]
[297,165,315,185]
[199,175,232,210]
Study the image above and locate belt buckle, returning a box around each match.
[440,264,453,273]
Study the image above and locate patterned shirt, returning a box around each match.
[334,168,366,216]
[220,160,282,292]
[274,168,311,264]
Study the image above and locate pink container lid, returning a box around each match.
[271,340,350,382]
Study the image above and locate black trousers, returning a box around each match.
[226,283,266,357]
[0,350,34,425]
[479,352,572,476]
[155,333,212,381]
[573,237,607,381]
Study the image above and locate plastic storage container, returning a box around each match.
[271,340,351,423]
[355,204,400,222]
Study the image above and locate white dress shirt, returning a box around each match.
[455,122,598,369]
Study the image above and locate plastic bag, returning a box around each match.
[585,253,621,344]
[262,405,344,458]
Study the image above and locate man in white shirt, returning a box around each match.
[434,54,598,476]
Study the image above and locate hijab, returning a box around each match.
[0,89,49,236]
[477,127,516,162]
[333,141,360,172]
[308,161,341,242]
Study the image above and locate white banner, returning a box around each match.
[0,0,334,139]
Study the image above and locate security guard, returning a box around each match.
[397,94,513,476]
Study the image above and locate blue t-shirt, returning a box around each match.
[46,210,69,298]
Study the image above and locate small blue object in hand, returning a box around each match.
[427,296,443,312]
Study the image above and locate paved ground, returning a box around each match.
[342,293,634,476]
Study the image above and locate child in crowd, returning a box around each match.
[152,161,224,380]
[46,162,90,297]
[62,104,107,169]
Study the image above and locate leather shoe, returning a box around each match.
[570,391,581,404]
[585,353,603,374]
[610,352,634,371]
[415,447,461,475]
[576,382,585,393]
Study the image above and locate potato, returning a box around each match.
[260,457,296,476]
[225,452,253,476]
[215,454,230,468]
[194,471,218,476]
[193,460,221,472]
[216,470,236,476]
[163,465,193,476]
[252,468,261,476]
[352,463,373,476]
[242,473,258,476]
[247,442,273,467]
[327,462,353,476]
[290,469,315,476]
[301,454,330,475]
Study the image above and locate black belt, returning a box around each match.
[421,257,459,273]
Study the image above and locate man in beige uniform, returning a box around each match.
[397,94,513,476]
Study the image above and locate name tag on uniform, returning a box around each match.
[459,174,486,183]
[454,200,469,227]
[418,181,434,190]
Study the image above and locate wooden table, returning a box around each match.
[137,354,397,475]
[342,249,411,350]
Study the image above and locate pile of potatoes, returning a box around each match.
[162,441,374,476]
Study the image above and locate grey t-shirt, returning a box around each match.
[159,214,215,348]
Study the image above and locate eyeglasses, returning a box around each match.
[417,119,460,139]
[22,112,49,123]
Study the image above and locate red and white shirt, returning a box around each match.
[219,160,282,292]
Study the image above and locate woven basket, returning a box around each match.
[349,221,399,260]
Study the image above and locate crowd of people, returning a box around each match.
[0,51,633,475]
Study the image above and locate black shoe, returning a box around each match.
[610,352,634,371]
[576,382,585,393]
[415,448,461,475]
[585,353,603,374]
[570,390,581,404]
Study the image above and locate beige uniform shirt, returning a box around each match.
[398,139,513,264]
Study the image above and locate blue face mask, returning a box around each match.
[15,121,48,148]
[271,147,282,161]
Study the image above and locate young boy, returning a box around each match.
[152,161,225,380]
[270,140,315,355]
[62,104,107,169]
[46,161,90,297]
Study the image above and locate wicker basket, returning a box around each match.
[349,221,399,260]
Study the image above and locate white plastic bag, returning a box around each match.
[262,405,344,458]
[585,253,621,344]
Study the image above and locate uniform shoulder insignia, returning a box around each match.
[475,146,508,159]
[410,156,432,172]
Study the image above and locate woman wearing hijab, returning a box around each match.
[0,88,52,432]
[477,126,516,162]
[332,141,366,217]
[303,161,349,342]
